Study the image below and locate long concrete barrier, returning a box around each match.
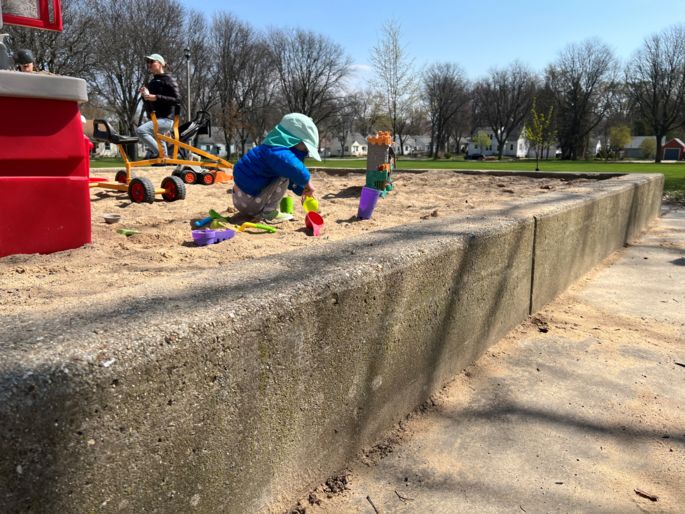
[0,172,663,512]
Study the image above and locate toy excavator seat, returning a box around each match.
[92,120,139,145]
[178,110,211,143]
[174,111,211,159]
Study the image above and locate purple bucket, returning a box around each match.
[357,186,381,219]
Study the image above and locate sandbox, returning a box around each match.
[4,168,604,316]
[0,168,663,512]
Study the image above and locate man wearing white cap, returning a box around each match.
[231,113,321,223]
[136,53,180,159]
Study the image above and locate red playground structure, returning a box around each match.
[0,0,93,258]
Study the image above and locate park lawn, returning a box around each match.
[90,157,124,168]
[314,158,685,192]
[90,156,684,193]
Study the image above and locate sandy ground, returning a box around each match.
[295,208,685,514]
[0,168,597,317]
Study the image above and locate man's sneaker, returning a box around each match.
[261,210,294,224]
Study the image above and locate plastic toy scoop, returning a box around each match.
[305,211,324,236]
[302,196,319,213]
[237,222,277,233]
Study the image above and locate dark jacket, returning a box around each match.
[144,73,180,119]
[234,145,311,197]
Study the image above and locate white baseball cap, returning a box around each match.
[145,53,166,66]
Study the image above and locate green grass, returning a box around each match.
[313,157,685,192]
[90,157,124,168]
[90,155,684,192]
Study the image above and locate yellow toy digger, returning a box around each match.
[90,110,233,203]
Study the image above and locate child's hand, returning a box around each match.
[301,182,315,200]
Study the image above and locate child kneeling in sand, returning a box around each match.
[232,113,320,223]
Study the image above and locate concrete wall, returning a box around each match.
[0,172,663,513]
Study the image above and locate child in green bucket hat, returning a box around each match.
[231,113,321,223]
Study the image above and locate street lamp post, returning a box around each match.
[183,47,191,119]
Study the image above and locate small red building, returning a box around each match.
[662,138,685,160]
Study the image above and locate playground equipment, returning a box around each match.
[0,1,93,258]
[0,0,62,31]
[170,111,231,186]
[365,131,395,198]
[91,110,233,203]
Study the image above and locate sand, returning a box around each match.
[1,168,597,317]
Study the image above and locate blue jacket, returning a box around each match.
[234,145,311,197]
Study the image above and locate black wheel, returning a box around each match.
[172,169,184,179]
[128,177,155,203]
[181,168,197,184]
[115,170,129,184]
[161,176,186,202]
[200,171,215,185]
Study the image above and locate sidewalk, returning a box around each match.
[304,206,685,514]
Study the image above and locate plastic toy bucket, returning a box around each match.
[357,186,381,219]
[305,211,324,236]
[280,196,294,214]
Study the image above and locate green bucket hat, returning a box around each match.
[263,113,321,161]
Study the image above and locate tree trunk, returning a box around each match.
[655,133,663,163]
[497,135,505,160]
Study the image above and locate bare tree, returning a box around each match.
[597,83,632,161]
[211,13,266,156]
[325,97,356,157]
[369,19,417,155]
[234,41,279,155]
[88,0,185,135]
[267,28,351,124]
[348,89,385,136]
[625,24,685,163]
[5,0,96,77]
[422,62,470,158]
[446,102,471,156]
[179,11,217,118]
[474,62,538,159]
[546,39,619,160]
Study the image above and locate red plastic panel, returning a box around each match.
[2,0,63,31]
[0,176,91,257]
[0,97,86,177]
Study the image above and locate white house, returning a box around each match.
[322,133,369,157]
[467,127,531,158]
[400,135,431,156]
[466,126,568,159]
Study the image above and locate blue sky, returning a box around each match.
[182,0,674,84]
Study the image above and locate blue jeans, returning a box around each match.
[136,117,173,157]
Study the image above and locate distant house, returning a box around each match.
[623,136,665,159]
[662,138,685,161]
[467,127,535,158]
[323,133,368,157]
[401,135,431,156]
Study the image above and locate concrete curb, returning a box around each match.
[0,172,663,512]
